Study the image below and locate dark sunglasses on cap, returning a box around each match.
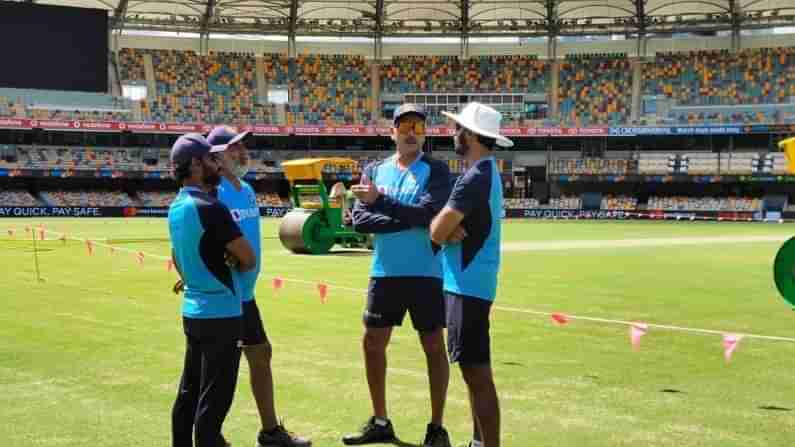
[397,120,426,136]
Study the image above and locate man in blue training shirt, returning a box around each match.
[344,104,455,447]
[207,126,311,447]
[431,103,512,447]
[168,133,256,447]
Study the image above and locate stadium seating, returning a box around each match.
[287,54,373,125]
[381,55,548,95]
[41,190,134,207]
[549,158,632,175]
[601,195,638,210]
[206,52,266,125]
[760,153,791,175]
[719,152,758,175]
[549,196,582,209]
[558,54,632,126]
[637,153,676,175]
[0,87,132,121]
[666,108,795,125]
[679,153,719,175]
[644,48,795,106]
[647,196,761,211]
[4,48,795,127]
[256,192,288,207]
[0,190,41,206]
[118,48,147,82]
[148,49,210,123]
[504,198,540,209]
[137,191,176,206]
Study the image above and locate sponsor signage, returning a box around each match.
[0,206,294,218]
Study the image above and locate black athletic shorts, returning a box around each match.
[364,277,445,333]
[445,291,493,366]
[241,300,269,346]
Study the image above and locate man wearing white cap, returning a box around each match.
[430,102,511,447]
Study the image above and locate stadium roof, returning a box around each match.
[32,0,795,38]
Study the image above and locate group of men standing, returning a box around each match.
[167,101,511,447]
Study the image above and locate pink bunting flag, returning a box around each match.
[630,322,648,351]
[317,282,328,304]
[723,334,743,363]
[551,312,569,325]
[272,277,284,291]
[166,260,174,272]
[39,229,45,241]
[86,240,94,256]
[136,251,145,266]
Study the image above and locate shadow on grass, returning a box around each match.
[759,405,791,411]
[325,250,372,257]
[660,389,686,394]
[390,441,421,447]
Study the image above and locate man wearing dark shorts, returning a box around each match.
[168,133,256,447]
[207,126,310,447]
[344,104,454,447]
[431,103,513,447]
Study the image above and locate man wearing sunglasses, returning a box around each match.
[430,102,513,447]
[344,104,455,447]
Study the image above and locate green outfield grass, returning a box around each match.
[2,218,795,446]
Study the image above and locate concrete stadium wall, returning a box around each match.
[468,43,549,57]
[116,33,794,58]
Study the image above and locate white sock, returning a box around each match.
[374,417,388,426]
[470,440,483,447]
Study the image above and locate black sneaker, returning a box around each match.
[256,424,311,447]
[342,417,396,445]
[422,424,451,447]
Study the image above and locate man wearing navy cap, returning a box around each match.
[207,126,311,447]
[168,133,256,447]
[344,104,454,447]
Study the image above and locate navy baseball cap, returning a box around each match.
[207,125,251,149]
[170,133,224,166]
[393,103,426,126]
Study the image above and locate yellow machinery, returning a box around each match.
[778,137,795,174]
[278,158,371,254]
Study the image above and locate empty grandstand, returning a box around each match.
[0,0,792,224]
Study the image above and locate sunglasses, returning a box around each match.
[397,120,426,136]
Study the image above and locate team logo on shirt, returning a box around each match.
[230,207,260,222]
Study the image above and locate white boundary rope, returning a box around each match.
[274,277,795,344]
[7,224,795,344]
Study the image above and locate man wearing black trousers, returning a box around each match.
[168,133,256,447]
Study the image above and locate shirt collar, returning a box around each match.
[179,186,203,194]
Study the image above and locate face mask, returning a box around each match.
[231,157,249,178]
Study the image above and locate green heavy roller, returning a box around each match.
[278,158,372,255]
[773,137,795,306]
[774,237,795,307]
